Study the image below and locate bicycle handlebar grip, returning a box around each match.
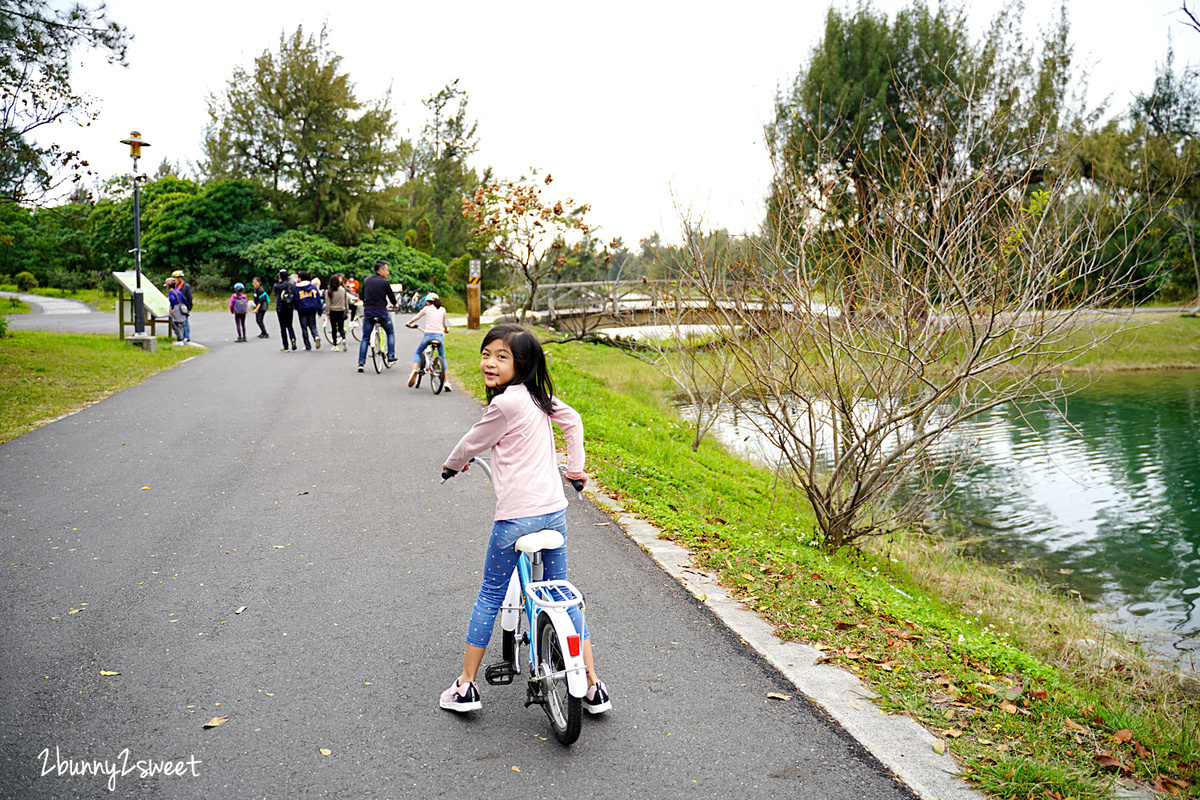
[568,478,584,493]
[441,467,458,482]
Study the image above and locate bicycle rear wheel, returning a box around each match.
[350,315,362,341]
[537,613,581,745]
[371,329,383,373]
[430,354,445,394]
[322,316,336,345]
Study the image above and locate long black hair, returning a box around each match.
[482,323,554,415]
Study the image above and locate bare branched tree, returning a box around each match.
[625,218,745,451]
[665,94,1151,552]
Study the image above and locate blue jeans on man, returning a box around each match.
[358,313,395,365]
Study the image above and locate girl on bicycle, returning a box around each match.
[406,294,449,388]
[439,323,610,715]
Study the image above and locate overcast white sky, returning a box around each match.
[52,0,1199,246]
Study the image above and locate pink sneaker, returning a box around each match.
[439,679,481,712]
[584,680,611,714]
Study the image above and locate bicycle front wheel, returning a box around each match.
[350,316,362,342]
[322,316,336,345]
[430,355,445,394]
[414,352,425,388]
[537,613,581,745]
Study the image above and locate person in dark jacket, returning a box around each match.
[293,271,323,350]
[357,260,397,372]
[273,269,297,352]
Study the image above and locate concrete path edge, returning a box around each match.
[587,491,987,800]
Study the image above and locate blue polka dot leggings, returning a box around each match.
[465,508,588,649]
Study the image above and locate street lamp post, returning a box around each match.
[120,131,150,343]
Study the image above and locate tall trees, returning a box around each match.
[1,0,129,205]
[400,80,486,263]
[766,0,1081,315]
[201,25,404,242]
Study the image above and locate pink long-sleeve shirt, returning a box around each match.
[444,383,585,520]
[410,305,448,333]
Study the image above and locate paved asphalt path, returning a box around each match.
[1,303,919,799]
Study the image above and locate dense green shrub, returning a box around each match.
[14,271,37,291]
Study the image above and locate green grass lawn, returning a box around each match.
[0,331,198,443]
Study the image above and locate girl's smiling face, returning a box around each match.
[480,340,516,388]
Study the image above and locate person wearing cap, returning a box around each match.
[405,293,449,388]
[229,282,250,342]
[171,270,193,343]
[166,277,186,342]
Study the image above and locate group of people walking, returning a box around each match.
[199,261,450,383]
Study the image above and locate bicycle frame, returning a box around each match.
[506,542,589,701]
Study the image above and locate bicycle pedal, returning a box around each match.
[484,662,517,686]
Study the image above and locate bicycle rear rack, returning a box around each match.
[526,579,584,610]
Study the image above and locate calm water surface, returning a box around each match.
[693,371,1200,665]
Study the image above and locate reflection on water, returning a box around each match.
[688,371,1200,665]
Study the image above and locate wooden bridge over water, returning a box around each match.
[502,279,834,334]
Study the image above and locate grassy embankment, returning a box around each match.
[0,331,198,444]
[440,321,1200,800]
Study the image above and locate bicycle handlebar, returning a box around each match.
[440,458,584,496]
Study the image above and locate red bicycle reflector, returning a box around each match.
[567,634,581,658]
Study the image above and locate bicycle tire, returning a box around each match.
[537,613,581,745]
[430,355,445,394]
[350,317,362,342]
[414,352,425,388]
[322,316,336,345]
[371,329,383,373]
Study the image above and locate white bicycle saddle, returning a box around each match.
[514,530,565,554]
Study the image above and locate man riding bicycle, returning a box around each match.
[357,260,398,373]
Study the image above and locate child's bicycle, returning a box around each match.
[409,338,446,394]
[441,457,589,745]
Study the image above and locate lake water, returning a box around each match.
[688,371,1200,667]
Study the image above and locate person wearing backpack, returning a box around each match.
[274,269,297,352]
[166,277,186,342]
[229,283,250,342]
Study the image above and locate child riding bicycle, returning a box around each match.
[406,294,449,388]
[438,323,610,715]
